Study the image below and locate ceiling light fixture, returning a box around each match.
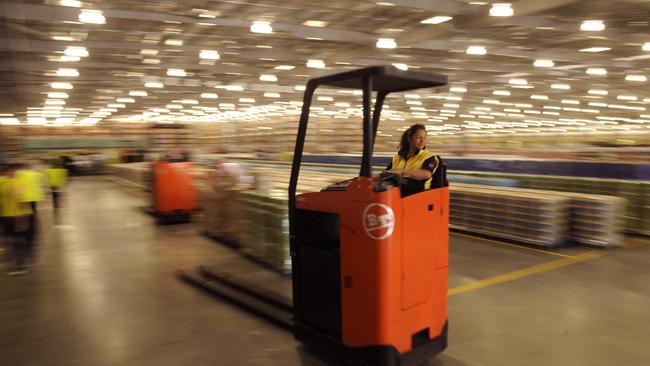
[450,87,467,93]
[27,117,47,125]
[116,98,135,103]
[59,0,81,7]
[588,89,608,95]
[0,118,21,125]
[56,68,79,77]
[302,20,328,27]
[64,46,89,57]
[643,42,650,51]
[534,59,554,68]
[199,50,220,60]
[259,74,278,82]
[167,68,187,77]
[51,82,73,89]
[531,95,549,100]
[561,99,580,105]
[48,92,69,99]
[421,16,453,24]
[58,56,81,62]
[617,95,637,101]
[164,39,183,46]
[489,3,513,17]
[52,36,74,41]
[129,90,148,96]
[145,82,164,88]
[466,46,486,55]
[79,9,106,24]
[225,85,244,91]
[586,67,607,75]
[307,59,326,68]
[625,75,647,82]
[239,98,256,103]
[201,93,219,99]
[579,47,611,53]
[493,90,511,96]
[274,65,295,70]
[250,21,273,34]
[376,38,397,49]
[392,63,408,71]
[581,20,605,32]
[551,83,570,90]
[509,78,528,85]
[264,92,281,98]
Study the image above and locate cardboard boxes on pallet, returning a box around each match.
[451,183,569,247]
[455,170,649,236]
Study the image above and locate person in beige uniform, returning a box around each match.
[383,123,447,197]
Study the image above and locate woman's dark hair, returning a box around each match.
[399,123,427,153]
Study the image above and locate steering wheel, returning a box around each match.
[375,171,403,192]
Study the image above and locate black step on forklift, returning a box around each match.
[179,65,450,366]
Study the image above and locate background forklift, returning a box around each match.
[150,157,197,224]
[180,65,449,366]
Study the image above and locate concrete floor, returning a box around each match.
[1,177,649,366]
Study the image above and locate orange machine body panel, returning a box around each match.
[295,177,449,354]
[152,161,198,214]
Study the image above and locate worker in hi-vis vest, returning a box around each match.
[15,162,45,244]
[382,123,448,197]
[45,163,68,221]
[1,163,34,275]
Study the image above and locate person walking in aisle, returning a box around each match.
[45,162,68,223]
[15,161,45,246]
[0,164,10,257]
[0,163,33,275]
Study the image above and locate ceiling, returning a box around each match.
[2,0,650,140]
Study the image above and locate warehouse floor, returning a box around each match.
[1,177,649,366]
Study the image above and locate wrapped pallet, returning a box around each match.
[451,183,570,247]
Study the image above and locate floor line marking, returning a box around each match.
[448,250,604,297]
[451,232,577,259]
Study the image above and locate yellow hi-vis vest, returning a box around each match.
[0,177,33,217]
[391,149,440,190]
[15,170,45,202]
[45,168,68,190]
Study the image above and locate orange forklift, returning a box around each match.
[180,65,449,366]
[151,160,197,224]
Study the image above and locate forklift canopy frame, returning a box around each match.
[288,65,447,247]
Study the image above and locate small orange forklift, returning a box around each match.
[151,160,197,223]
[180,65,449,366]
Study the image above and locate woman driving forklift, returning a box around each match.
[382,123,447,196]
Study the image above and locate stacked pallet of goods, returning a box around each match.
[450,184,569,247]
[455,171,648,236]
[234,168,349,273]
[560,192,625,247]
